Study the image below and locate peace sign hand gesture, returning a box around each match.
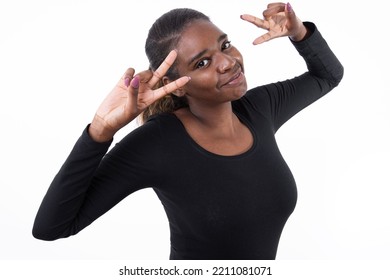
[241,2,308,45]
[89,50,190,142]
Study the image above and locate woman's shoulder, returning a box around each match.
[234,86,272,114]
[118,113,182,146]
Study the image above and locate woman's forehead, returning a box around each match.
[176,20,226,59]
[181,20,224,39]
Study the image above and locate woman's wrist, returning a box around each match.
[289,24,311,42]
[89,115,115,143]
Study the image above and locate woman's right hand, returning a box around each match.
[89,50,190,142]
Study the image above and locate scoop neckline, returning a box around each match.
[167,112,258,159]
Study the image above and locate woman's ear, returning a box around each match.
[162,76,186,97]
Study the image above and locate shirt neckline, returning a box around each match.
[167,111,258,160]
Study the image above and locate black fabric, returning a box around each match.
[33,22,343,260]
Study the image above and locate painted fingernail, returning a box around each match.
[287,2,293,12]
[130,76,140,89]
[124,77,130,87]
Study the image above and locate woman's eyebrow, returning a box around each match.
[188,33,228,66]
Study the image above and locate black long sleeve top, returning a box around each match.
[33,22,344,260]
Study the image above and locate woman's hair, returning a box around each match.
[141,8,210,123]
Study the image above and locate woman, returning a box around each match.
[33,2,343,259]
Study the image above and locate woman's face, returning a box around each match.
[174,20,247,107]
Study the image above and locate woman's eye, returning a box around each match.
[222,41,231,50]
[196,59,210,69]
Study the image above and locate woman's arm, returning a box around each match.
[32,121,166,240]
[268,21,344,131]
[32,52,190,240]
[32,127,112,240]
[241,2,344,131]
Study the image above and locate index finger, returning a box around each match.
[240,14,270,30]
[148,50,177,87]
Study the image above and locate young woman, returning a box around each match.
[33,2,344,260]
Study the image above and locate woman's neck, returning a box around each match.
[179,102,236,133]
[174,103,253,156]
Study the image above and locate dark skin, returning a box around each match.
[170,20,252,156]
[89,3,308,156]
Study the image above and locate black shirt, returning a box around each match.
[33,22,344,259]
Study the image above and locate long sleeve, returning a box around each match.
[32,126,112,240]
[243,22,344,132]
[32,121,164,241]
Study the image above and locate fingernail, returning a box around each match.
[124,77,130,87]
[130,76,139,89]
[287,2,293,12]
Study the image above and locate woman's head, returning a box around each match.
[142,8,246,122]
[145,8,210,79]
[141,9,210,122]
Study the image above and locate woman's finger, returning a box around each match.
[148,50,178,87]
[122,68,135,88]
[263,3,286,18]
[240,14,270,30]
[267,2,286,8]
[253,32,273,45]
[129,70,152,97]
[153,76,191,100]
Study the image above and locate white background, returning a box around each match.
[1,0,389,261]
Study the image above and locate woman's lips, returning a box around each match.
[222,71,245,87]
[229,71,244,85]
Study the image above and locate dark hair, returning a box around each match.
[141,8,210,123]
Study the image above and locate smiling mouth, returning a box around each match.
[222,66,245,87]
[228,72,242,84]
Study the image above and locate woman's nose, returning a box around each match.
[216,53,235,73]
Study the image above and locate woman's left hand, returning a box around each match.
[241,2,308,45]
